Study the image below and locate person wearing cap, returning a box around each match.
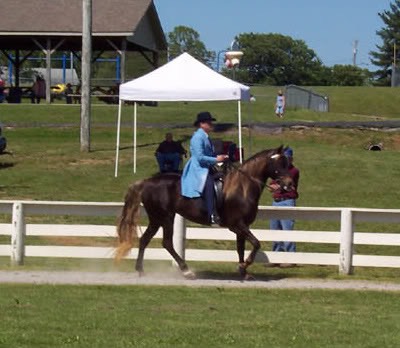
[181,112,228,224]
[267,146,300,268]
[275,89,285,118]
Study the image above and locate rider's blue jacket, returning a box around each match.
[181,128,217,198]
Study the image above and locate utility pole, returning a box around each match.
[392,41,397,87]
[80,0,92,152]
[352,40,358,66]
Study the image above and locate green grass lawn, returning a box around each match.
[0,284,399,348]
[2,85,399,127]
[1,91,400,348]
[0,90,400,280]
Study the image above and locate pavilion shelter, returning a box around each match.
[0,0,167,103]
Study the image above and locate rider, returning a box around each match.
[181,112,228,225]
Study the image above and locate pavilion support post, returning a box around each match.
[106,39,126,83]
[120,39,127,83]
[45,38,52,103]
[2,49,33,90]
[14,50,20,88]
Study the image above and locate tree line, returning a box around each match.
[167,1,400,87]
[3,1,396,87]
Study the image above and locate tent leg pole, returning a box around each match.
[115,99,122,177]
[238,100,243,163]
[133,102,137,174]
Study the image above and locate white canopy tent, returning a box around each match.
[115,52,250,177]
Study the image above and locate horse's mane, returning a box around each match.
[223,148,279,200]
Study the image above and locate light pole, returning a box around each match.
[216,50,228,72]
[224,51,243,80]
[393,40,397,87]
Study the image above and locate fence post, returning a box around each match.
[172,214,186,265]
[11,202,26,265]
[339,208,354,275]
[307,90,312,109]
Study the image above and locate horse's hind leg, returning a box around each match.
[135,221,160,276]
[162,217,196,280]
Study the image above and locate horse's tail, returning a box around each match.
[115,180,145,262]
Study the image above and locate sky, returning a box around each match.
[154,0,392,69]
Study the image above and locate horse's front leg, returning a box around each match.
[162,218,196,280]
[231,224,260,281]
[235,235,247,279]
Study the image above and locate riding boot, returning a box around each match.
[204,174,220,225]
[210,193,221,225]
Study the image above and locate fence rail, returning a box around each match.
[1,200,400,274]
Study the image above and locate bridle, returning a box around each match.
[224,153,290,191]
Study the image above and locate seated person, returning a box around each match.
[155,133,187,173]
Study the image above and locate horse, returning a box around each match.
[115,145,294,280]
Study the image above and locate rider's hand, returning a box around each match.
[268,183,280,192]
[216,154,228,162]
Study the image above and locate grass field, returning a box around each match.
[1,86,400,268]
[0,284,400,348]
[1,86,400,347]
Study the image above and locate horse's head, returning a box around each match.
[268,146,294,191]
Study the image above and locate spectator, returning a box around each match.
[268,146,300,268]
[0,76,5,103]
[73,84,81,104]
[0,75,6,104]
[155,133,187,173]
[65,83,73,104]
[275,89,285,118]
[31,76,46,104]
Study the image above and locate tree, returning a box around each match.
[330,65,371,86]
[370,1,400,85]
[167,26,215,66]
[229,33,325,85]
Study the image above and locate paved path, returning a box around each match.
[1,270,400,292]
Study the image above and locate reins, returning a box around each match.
[224,161,272,190]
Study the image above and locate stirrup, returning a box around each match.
[210,214,221,225]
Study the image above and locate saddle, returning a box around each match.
[210,162,230,211]
[213,174,224,211]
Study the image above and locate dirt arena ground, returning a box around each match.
[1,270,400,292]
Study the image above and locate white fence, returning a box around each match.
[1,200,400,275]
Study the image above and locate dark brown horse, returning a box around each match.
[116,145,293,280]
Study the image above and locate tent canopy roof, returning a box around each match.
[119,53,250,102]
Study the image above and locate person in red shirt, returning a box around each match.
[268,147,299,267]
[0,77,5,103]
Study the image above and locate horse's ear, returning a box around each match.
[270,145,284,159]
[276,145,284,154]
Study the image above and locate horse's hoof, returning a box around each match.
[243,273,256,281]
[238,264,247,278]
[182,270,196,280]
[138,271,145,278]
